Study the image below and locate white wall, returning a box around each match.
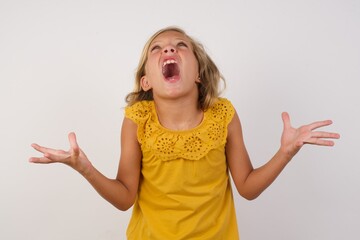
[1,0,359,239]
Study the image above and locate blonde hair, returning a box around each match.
[125,26,225,110]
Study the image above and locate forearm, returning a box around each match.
[80,164,135,211]
[240,149,292,200]
[228,111,339,201]
[30,129,140,210]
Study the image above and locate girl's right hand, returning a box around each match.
[29,132,92,175]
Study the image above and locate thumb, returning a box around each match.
[68,132,80,156]
[281,112,291,129]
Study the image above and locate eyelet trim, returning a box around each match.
[125,98,235,161]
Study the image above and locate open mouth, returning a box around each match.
[162,59,180,81]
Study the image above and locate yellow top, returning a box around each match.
[125,98,239,239]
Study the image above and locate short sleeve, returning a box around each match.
[125,101,154,146]
[125,101,152,125]
[208,98,235,125]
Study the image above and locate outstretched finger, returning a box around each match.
[31,143,59,155]
[307,119,333,131]
[304,138,335,147]
[29,156,55,164]
[311,131,341,139]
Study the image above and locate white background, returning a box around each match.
[1,0,359,239]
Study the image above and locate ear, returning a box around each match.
[140,76,152,91]
[195,75,201,83]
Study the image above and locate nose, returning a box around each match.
[163,45,176,54]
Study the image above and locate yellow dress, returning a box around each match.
[125,98,239,240]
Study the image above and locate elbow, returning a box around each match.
[237,188,262,201]
[113,182,137,211]
[117,205,132,211]
[235,181,264,201]
[113,194,136,211]
[241,193,259,201]
[115,201,134,211]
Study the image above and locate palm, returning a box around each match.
[30,132,91,174]
[280,112,339,158]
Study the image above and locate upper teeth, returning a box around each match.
[163,59,177,67]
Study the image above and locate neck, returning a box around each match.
[154,97,203,131]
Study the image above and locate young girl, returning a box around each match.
[30,27,340,239]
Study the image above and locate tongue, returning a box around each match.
[163,63,180,79]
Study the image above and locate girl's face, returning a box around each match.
[141,31,200,101]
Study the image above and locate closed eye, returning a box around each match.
[150,45,161,52]
[177,41,188,47]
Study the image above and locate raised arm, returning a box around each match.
[226,111,340,200]
[29,117,142,211]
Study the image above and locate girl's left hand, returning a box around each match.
[280,112,340,159]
